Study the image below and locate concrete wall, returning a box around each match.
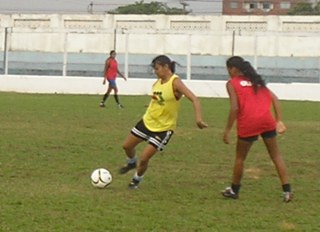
[1,75,319,101]
[1,14,320,57]
[1,14,319,99]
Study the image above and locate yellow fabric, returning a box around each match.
[143,74,180,132]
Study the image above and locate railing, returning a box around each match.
[1,27,320,83]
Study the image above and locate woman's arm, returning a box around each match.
[270,90,287,134]
[223,82,238,144]
[173,78,208,129]
[117,69,127,80]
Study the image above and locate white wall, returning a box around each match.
[1,75,319,101]
[1,14,320,57]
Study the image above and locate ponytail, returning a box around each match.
[226,56,266,93]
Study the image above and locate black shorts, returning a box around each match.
[239,130,277,142]
[131,120,174,151]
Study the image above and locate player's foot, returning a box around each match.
[222,187,239,199]
[118,162,136,174]
[283,192,293,203]
[128,178,140,189]
[99,102,105,107]
[118,104,124,109]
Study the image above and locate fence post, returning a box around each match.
[186,34,191,80]
[63,32,68,76]
[113,28,117,50]
[318,57,320,83]
[231,30,235,56]
[3,27,9,75]
[253,34,258,70]
[124,33,129,78]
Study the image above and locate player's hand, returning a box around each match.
[223,131,231,144]
[276,121,287,134]
[102,79,106,85]
[196,120,208,129]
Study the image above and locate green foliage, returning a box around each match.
[0,92,319,231]
[108,0,190,15]
[288,2,320,15]
[314,1,320,14]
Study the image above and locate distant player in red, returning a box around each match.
[100,50,126,108]
[222,56,293,202]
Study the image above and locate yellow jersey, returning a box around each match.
[143,74,180,132]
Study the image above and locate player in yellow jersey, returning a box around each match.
[118,55,208,189]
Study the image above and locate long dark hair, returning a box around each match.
[151,55,176,73]
[226,56,266,93]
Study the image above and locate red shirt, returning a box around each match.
[229,76,276,137]
[104,58,118,80]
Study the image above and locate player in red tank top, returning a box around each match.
[105,58,118,81]
[221,56,293,202]
[100,50,127,108]
[229,76,276,138]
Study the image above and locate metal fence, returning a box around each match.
[1,28,320,83]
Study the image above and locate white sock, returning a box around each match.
[127,157,137,164]
[133,172,143,182]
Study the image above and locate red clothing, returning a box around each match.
[104,58,118,80]
[229,76,276,137]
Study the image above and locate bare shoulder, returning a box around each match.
[173,76,197,100]
[172,76,185,99]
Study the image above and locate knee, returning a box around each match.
[122,140,132,151]
[122,143,129,151]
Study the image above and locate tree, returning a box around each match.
[108,1,190,15]
[314,2,320,15]
[287,2,320,15]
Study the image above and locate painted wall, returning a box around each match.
[1,14,319,57]
[1,75,319,101]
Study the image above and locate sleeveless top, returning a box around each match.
[143,74,180,132]
[105,58,118,80]
[229,76,276,137]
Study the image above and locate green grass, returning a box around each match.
[0,92,319,232]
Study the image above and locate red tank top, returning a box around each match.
[105,58,118,80]
[229,76,276,137]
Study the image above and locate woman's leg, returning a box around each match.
[119,133,144,174]
[101,85,113,104]
[136,144,158,177]
[262,136,292,202]
[113,86,123,107]
[262,137,289,185]
[122,133,143,160]
[222,139,253,198]
[232,139,254,185]
[128,144,158,189]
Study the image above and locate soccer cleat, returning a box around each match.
[118,104,124,109]
[283,192,293,203]
[128,178,140,189]
[222,187,239,199]
[118,162,137,174]
[99,102,105,107]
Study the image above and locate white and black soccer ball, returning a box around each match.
[90,168,112,188]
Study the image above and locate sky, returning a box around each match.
[0,0,222,15]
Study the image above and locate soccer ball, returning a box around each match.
[90,168,112,188]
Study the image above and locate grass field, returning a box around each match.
[0,92,319,232]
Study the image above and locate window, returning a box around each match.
[249,2,258,9]
[230,2,239,9]
[280,1,291,9]
[262,2,271,9]
[243,2,258,11]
